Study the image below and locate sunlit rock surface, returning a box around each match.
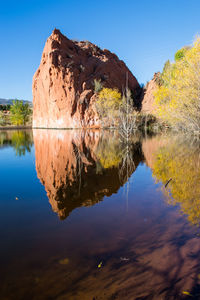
[32,29,140,128]
[141,73,159,114]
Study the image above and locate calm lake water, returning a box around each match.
[1,129,200,300]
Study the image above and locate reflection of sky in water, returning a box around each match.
[1,130,200,299]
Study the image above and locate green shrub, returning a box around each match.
[10,100,32,125]
[0,111,5,125]
[94,79,103,93]
[174,47,188,61]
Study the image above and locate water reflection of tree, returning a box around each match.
[152,136,200,226]
[11,131,33,156]
[95,132,123,169]
[0,130,33,156]
[95,131,143,212]
[95,132,142,184]
[0,131,12,146]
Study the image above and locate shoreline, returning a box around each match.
[0,125,32,130]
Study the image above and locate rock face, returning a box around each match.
[32,29,140,128]
[141,73,159,114]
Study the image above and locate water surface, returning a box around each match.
[0,129,200,300]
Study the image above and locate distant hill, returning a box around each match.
[0,98,32,106]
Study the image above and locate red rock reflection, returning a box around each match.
[33,129,141,219]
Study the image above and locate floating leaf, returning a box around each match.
[98,261,103,268]
[182,291,192,296]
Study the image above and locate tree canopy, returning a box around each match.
[96,88,122,126]
[10,100,32,125]
[154,37,200,132]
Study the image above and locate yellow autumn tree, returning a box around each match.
[96,88,122,126]
[154,37,200,132]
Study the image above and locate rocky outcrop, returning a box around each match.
[32,29,140,128]
[141,73,159,114]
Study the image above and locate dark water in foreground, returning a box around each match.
[1,129,200,300]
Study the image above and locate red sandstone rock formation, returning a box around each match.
[141,73,159,114]
[32,29,140,128]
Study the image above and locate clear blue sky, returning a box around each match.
[1,0,200,100]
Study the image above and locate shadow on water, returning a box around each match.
[2,130,200,299]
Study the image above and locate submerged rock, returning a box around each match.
[32,29,140,128]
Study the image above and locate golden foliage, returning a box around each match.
[154,37,200,131]
[98,88,121,107]
[96,88,122,126]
